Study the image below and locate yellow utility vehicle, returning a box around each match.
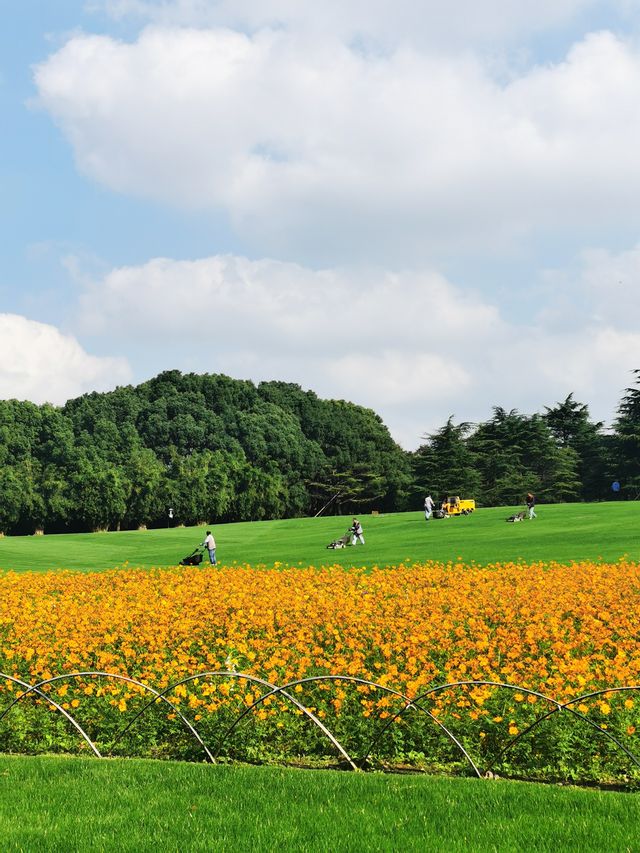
[440,496,476,516]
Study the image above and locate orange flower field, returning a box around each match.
[1,560,640,779]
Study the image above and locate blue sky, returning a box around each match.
[2,1,640,447]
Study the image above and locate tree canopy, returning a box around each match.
[0,371,411,533]
[0,369,637,534]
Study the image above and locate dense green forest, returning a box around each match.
[0,369,638,534]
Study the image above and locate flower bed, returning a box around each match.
[1,561,639,782]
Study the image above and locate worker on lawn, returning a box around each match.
[350,518,365,545]
[526,493,537,520]
[201,529,217,564]
[424,494,435,521]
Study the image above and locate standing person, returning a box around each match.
[201,529,217,564]
[424,494,434,521]
[526,493,537,520]
[350,518,365,545]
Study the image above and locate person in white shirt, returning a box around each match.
[424,494,434,521]
[350,518,365,545]
[201,530,217,564]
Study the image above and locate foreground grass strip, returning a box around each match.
[0,755,639,853]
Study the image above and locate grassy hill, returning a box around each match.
[0,501,638,573]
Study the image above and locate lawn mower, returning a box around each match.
[179,547,204,566]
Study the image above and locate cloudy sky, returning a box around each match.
[2,1,640,448]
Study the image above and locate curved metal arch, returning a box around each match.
[113,670,359,772]
[0,671,214,763]
[2,670,639,778]
[0,672,101,758]
[361,679,561,772]
[565,685,640,705]
[489,683,640,774]
[400,679,640,777]
[413,679,562,706]
[215,674,482,778]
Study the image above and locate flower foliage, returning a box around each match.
[1,560,639,780]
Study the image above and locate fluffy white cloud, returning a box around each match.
[0,314,131,405]
[94,0,604,47]
[73,252,640,447]
[78,255,499,351]
[35,26,640,264]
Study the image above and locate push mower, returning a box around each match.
[179,547,205,566]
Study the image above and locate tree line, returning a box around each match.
[0,369,638,534]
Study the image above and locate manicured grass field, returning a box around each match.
[0,501,638,573]
[1,754,639,852]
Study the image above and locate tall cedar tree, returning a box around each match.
[613,370,640,498]
[544,393,610,501]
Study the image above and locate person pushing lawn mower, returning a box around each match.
[350,518,365,546]
[326,518,365,549]
[201,530,217,564]
[179,529,217,566]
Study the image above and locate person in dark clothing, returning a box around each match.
[526,493,537,519]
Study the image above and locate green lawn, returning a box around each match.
[0,754,638,852]
[0,501,638,573]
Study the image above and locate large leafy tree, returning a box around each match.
[306,463,389,516]
[259,381,412,513]
[122,447,167,529]
[67,452,129,532]
[0,463,40,534]
[166,448,240,525]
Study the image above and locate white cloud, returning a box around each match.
[549,327,640,390]
[579,245,640,329]
[35,26,640,264]
[325,352,471,405]
[536,241,640,333]
[71,251,640,447]
[0,314,131,405]
[94,0,603,47]
[78,255,499,350]
[506,325,640,415]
